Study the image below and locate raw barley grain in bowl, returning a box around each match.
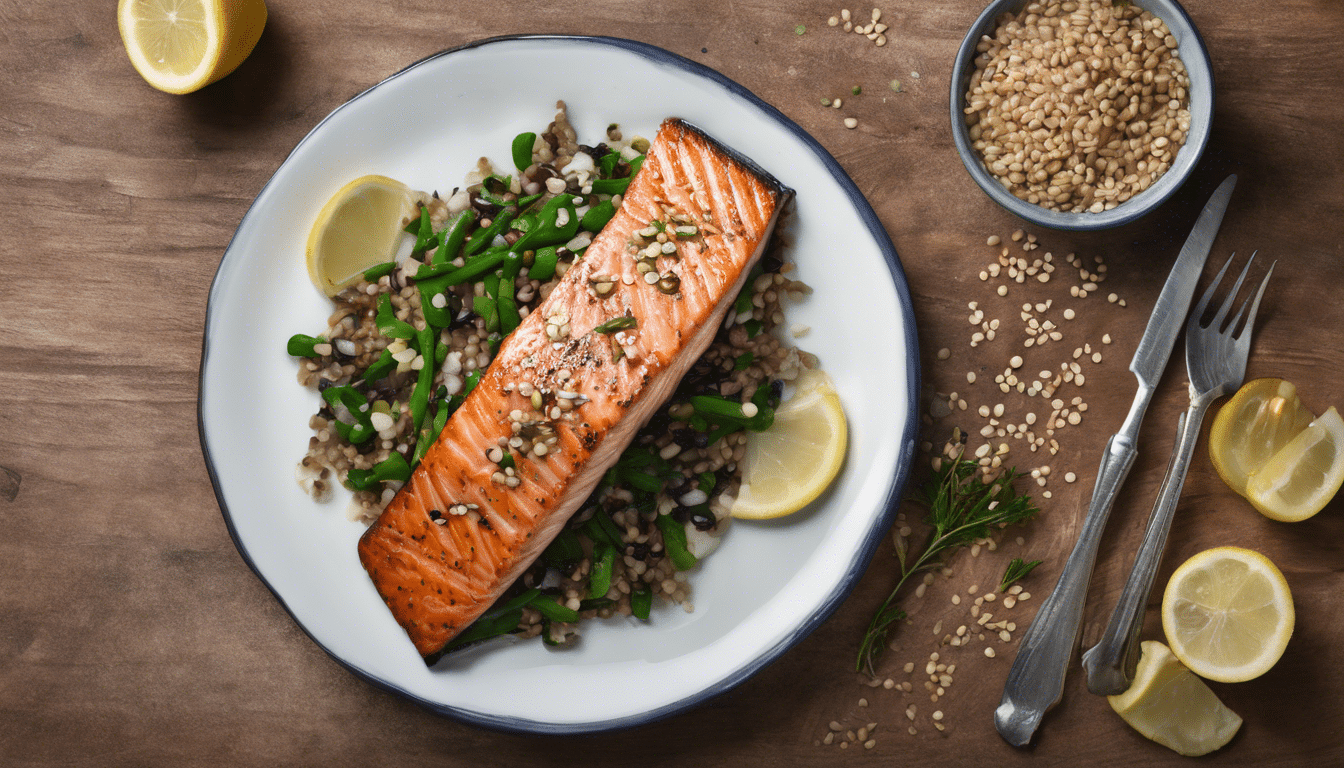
[963,0,1192,214]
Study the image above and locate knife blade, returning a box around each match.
[1129,175,1238,385]
[994,173,1237,747]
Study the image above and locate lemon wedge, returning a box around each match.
[306,175,421,297]
[1209,378,1315,495]
[1108,640,1242,756]
[118,0,268,95]
[1209,378,1343,522]
[1246,407,1344,522]
[1161,546,1294,683]
[730,369,847,520]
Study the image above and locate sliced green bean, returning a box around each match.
[512,132,537,171]
[656,514,698,571]
[286,333,324,358]
[362,348,397,382]
[410,206,434,253]
[465,206,518,256]
[588,542,616,600]
[346,452,411,491]
[512,195,578,252]
[409,326,436,433]
[528,246,559,281]
[580,200,615,232]
[321,386,375,444]
[542,528,584,569]
[362,261,397,282]
[589,177,631,195]
[529,594,580,624]
[376,293,415,339]
[631,584,652,620]
[428,209,477,268]
[593,315,637,334]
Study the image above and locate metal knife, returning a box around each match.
[993,174,1238,747]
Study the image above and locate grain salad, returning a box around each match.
[288,103,815,650]
[963,0,1191,213]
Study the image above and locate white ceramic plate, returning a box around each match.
[199,35,920,733]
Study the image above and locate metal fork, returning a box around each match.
[1081,252,1274,695]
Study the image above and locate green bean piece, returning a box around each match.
[580,200,616,232]
[417,245,509,284]
[577,597,616,612]
[418,280,458,329]
[472,295,498,332]
[581,515,615,550]
[515,191,543,210]
[689,414,709,433]
[595,510,625,549]
[496,256,522,335]
[588,177,631,195]
[511,132,537,171]
[512,195,579,252]
[541,528,584,569]
[346,452,412,491]
[409,326,436,433]
[376,294,416,339]
[362,261,397,282]
[630,584,653,620]
[619,467,663,493]
[734,290,754,316]
[528,594,580,624]
[690,394,753,422]
[527,246,559,281]
[411,206,434,254]
[412,395,451,466]
[428,209,477,268]
[587,542,616,600]
[699,472,717,495]
[362,348,397,382]
[629,154,646,174]
[445,588,540,651]
[286,333,324,358]
[465,206,518,256]
[321,386,375,444]
[743,319,763,338]
[446,369,481,413]
[734,352,755,371]
[597,151,620,178]
[655,514,698,571]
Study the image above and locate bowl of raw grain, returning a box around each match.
[950,0,1213,230]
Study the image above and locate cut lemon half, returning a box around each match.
[1108,640,1241,756]
[1246,407,1344,522]
[1209,378,1315,496]
[118,0,268,95]
[730,369,847,520]
[1161,546,1294,683]
[306,175,421,297]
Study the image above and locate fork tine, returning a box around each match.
[1210,252,1256,331]
[1190,252,1237,330]
[1233,257,1275,342]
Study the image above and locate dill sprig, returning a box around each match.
[856,452,1040,675]
[998,557,1043,592]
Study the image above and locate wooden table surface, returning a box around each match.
[4,1,1342,765]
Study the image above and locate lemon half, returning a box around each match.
[730,369,847,520]
[306,175,421,297]
[1108,640,1242,756]
[1161,546,1294,683]
[118,0,268,95]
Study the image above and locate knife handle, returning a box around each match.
[995,431,1138,746]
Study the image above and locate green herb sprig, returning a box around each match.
[998,557,1043,593]
[856,451,1040,674]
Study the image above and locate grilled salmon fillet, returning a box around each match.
[357,118,792,661]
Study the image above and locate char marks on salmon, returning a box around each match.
[357,118,792,661]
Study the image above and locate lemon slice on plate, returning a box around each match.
[1245,407,1344,522]
[118,0,268,95]
[1208,378,1315,495]
[1161,546,1294,683]
[306,175,422,297]
[730,369,847,520]
[1108,640,1241,756]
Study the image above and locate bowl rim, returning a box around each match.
[948,0,1215,231]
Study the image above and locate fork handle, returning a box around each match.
[995,429,1139,746]
[1081,400,1208,695]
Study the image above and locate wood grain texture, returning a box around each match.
[2,1,1341,765]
